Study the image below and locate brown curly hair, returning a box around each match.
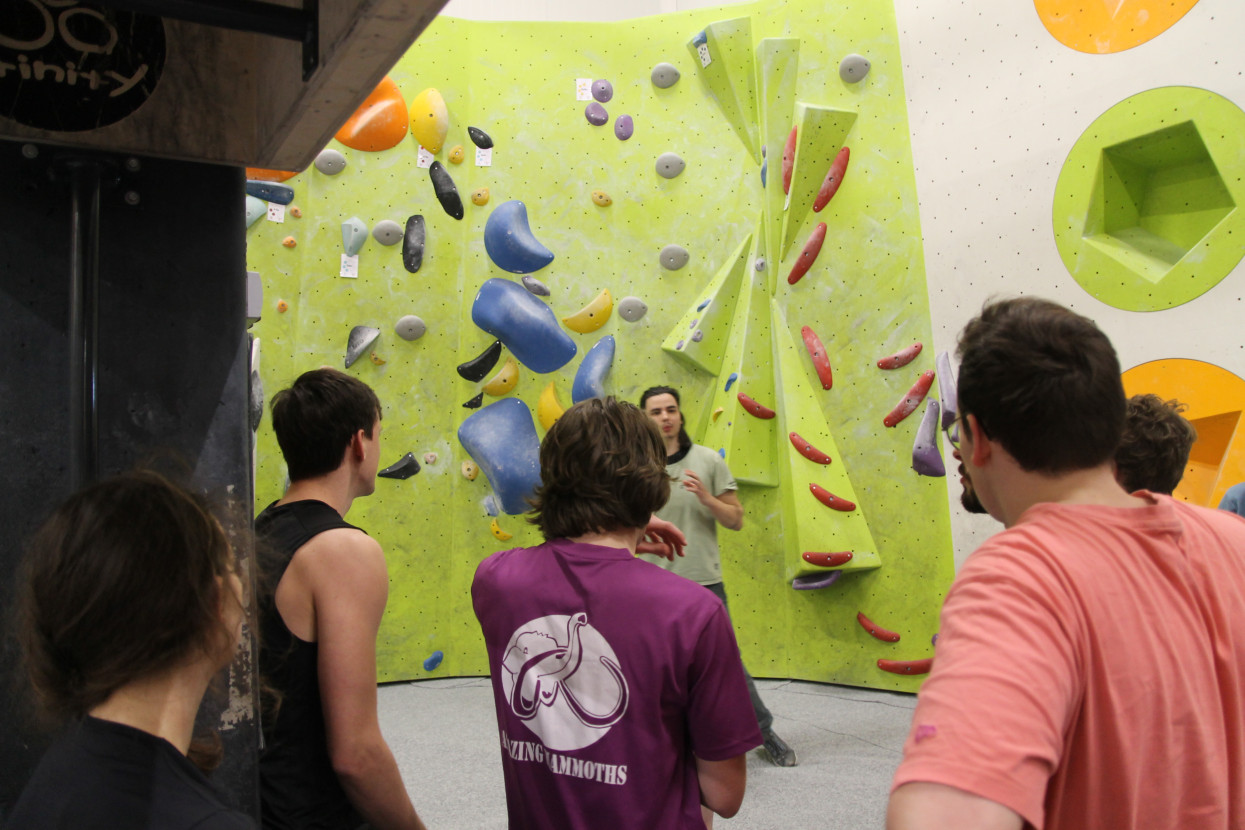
[1115,394,1197,495]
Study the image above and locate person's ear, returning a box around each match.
[965,414,992,467]
[349,429,367,461]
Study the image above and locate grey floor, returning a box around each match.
[379,677,916,829]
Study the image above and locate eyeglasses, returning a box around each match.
[942,414,962,452]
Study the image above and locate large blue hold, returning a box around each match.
[245,180,294,205]
[572,335,615,404]
[483,200,555,274]
[471,278,577,373]
[458,398,543,516]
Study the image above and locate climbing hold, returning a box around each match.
[314,148,347,175]
[483,495,500,516]
[561,288,613,334]
[458,397,544,515]
[789,432,832,464]
[370,352,386,365]
[857,612,901,643]
[696,299,711,311]
[372,219,402,247]
[781,126,797,195]
[659,244,689,271]
[289,206,302,218]
[463,392,484,409]
[792,571,843,590]
[711,407,724,422]
[803,551,854,568]
[810,483,856,512]
[468,126,493,149]
[247,167,297,183]
[424,453,438,471]
[651,62,680,89]
[490,517,512,541]
[884,370,936,428]
[483,357,519,397]
[737,393,776,420]
[754,257,766,271]
[936,351,958,429]
[245,196,266,228]
[912,400,946,477]
[246,180,294,205]
[484,200,555,274]
[402,215,426,273]
[877,658,932,676]
[521,275,550,297]
[655,152,685,179]
[691,331,704,342]
[277,300,289,313]
[585,102,609,126]
[839,53,871,84]
[572,335,615,403]
[591,190,613,207]
[457,340,502,382]
[378,452,420,479]
[592,79,614,102]
[423,650,444,671]
[813,146,850,212]
[471,278,577,373]
[614,115,634,141]
[461,461,479,480]
[342,217,368,256]
[675,340,685,350]
[409,87,449,153]
[345,326,380,368]
[471,187,490,206]
[394,315,426,341]
[448,144,464,164]
[429,162,464,220]
[878,342,923,370]
[617,296,648,323]
[760,157,767,188]
[724,372,738,392]
[281,236,297,248]
[537,381,565,430]
[801,326,834,390]
[335,76,408,151]
[787,223,827,285]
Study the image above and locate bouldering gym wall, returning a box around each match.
[246,0,1245,691]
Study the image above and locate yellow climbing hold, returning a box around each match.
[370,352,386,365]
[711,407,724,422]
[537,381,566,431]
[471,187,490,206]
[449,145,464,164]
[461,461,479,481]
[561,288,613,334]
[591,190,612,207]
[490,517,513,541]
[409,88,449,154]
[482,357,518,396]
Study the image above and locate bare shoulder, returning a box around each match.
[296,527,388,587]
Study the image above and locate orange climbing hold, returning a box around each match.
[246,167,299,182]
[335,76,410,152]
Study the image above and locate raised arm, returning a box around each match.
[681,469,744,531]
[312,531,428,830]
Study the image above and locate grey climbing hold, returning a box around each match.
[372,219,403,246]
[617,296,648,322]
[585,102,608,126]
[395,315,426,341]
[840,53,871,83]
[754,257,766,271]
[483,494,500,517]
[592,79,614,103]
[614,114,634,141]
[403,215,426,273]
[245,196,266,228]
[660,244,690,271]
[655,152,685,179]
[345,325,380,368]
[467,126,493,149]
[651,62,680,89]
[342,217,368,256]
[521,275,551,297]
[378,452,420,479]
[314,148,347,175]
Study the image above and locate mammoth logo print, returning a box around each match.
[500,612,629,751]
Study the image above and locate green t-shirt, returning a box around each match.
[653,443,738,586]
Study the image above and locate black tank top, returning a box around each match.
[255,500,365,830]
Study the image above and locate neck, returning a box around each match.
[663,434,681,456]
[279,470,356,517]
[88,658,217,755]
[570,527,645,555]
[993,461,1145,528]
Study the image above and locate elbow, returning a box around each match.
[728,514,744,532]
[329,740,383,787]
[715,796,744,819]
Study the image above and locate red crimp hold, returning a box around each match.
[802,551,853,568]
[883,369,936,428]
[813,146,850,212]
[787,223,827,285]
[737,392,776,419]
[789,432,832,464]
[781,125,797,195]
[877,342,923,370]
[877,658,933,676]
[857,611,901,643]
[801,325,833,389]
[809,483,855,512]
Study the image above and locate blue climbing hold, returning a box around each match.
[245,196,266,228]
[572,335,615,404]
[245,180,294,205]
[423,650,444,671]
[725,372,738,392]
[471,278,577,373]
[696,298,711,311]
[458,398,543,516]
[718,448,726,458]
[484,201,555,274]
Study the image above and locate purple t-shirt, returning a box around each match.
[472,539,762,829]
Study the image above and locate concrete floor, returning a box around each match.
[378,677,916,829]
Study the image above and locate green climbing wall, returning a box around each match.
[247,0,954,691]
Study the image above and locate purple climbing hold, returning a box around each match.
[692,331,704,342]
[689,318,699,329]
[912,400,946,477]
[614,114,633,141]
[585,102,608,126]
[676,340,685,350]
[792,571,844,590]
[592,79,614,102]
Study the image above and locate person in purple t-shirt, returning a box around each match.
[472,397,763,829]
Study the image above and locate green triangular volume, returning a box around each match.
[687,18,761,162]
[779,104,857,260]
[660,234,753,375]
